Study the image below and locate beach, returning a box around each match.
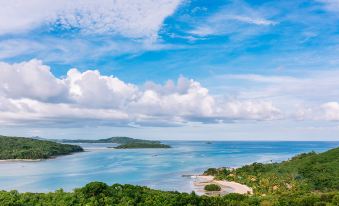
[191,175,253,196]
[0,159,42,163]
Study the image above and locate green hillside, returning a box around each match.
[204,147,339,195]
[0,136,84,160]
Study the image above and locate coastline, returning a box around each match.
[0,159,43,162]
[191,175,253,196]
[0,151,85,163]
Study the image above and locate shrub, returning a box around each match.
[204,184,221,191]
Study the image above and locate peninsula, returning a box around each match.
[0,136,84,160]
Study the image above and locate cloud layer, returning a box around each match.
[0,60,281,127]
[0,0,181,40]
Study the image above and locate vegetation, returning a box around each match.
[204,184,221,191]
[0,182,338,206]
[62,136,161,144]
[63,136,171,149]
[0,136,83,160]
[204,147,339,195]
[113,142,171,149]
[204,167,230,176]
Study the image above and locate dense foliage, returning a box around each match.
[205,147,339,195]
[0,182,338,206]
[204,184,221,191]
[113,142,171,149]
[0,136,83,160]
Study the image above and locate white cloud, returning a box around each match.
[0,60,67,101]
[227,15,276,26]
[0,59,281,127]
[189,1,276,37]
[0,0,182,40]
[321,102,339,121]
[0,39,44,59]
[217,71,339,121]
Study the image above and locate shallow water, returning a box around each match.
[0,141,338,193]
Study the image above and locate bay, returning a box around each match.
[0,141,338,193]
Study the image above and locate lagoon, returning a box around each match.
[0,141,338,193]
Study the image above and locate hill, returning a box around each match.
[63,137,171,149]
[62,136,160,144]
[204,147,339,195]
[113,142,171,149]
[0,136,84,160]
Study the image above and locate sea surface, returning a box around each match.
[0,141,338,193]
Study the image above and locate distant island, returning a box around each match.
[0,136,83,160]
[113,142,171,149]
[63,136,171,149]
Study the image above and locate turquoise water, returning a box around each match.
[0,141,338,192]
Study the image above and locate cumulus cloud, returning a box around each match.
[0,0,182,40]
[0,59,281,127]
[0,60,67,102]
[219,72,339,122]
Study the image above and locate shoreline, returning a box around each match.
[0,159,43,162]
[0,151,85,163]
[190,175,253,196]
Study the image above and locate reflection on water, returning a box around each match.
[0,141,337,193]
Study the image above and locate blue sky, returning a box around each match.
[0,0,339,140]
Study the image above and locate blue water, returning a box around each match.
[0,141,338,193]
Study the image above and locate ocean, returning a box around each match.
[0,141,338,193]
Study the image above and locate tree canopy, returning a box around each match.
[0,136,83,160]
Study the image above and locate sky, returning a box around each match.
[0,0,339,140]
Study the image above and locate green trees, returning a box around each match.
[203,167,230,177]
[0,136,83,160]
[204,147,339,195]
[113,142,171,149]
[0,183,337,206]
[204,184,221,191]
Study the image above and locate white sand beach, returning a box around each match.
[0,159,42,163]
[191,175,253,196]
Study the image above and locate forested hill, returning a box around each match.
[204,147,339,195]
[0,136,83,160]
[63,137,171,149]
[62,136,160,144]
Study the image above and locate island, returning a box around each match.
[63,136,171,149]
[0,135,84,160]
[113,142,171,149]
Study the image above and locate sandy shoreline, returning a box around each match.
[191,175,252,196]
[0,159,43,162]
